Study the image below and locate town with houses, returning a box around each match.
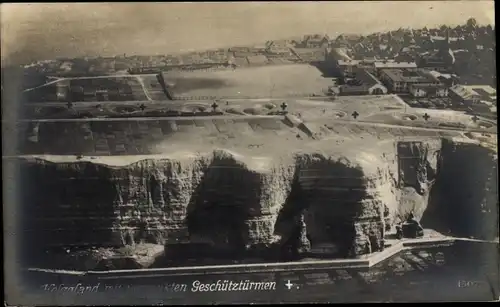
[14,18,496,121]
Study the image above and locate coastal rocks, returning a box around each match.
[33,244,164,271]
[18,137,498,269]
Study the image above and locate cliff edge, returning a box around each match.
[16,132,498,270]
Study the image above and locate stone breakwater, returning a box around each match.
[17,137,497,268]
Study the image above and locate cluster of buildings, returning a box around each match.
[328,41,452,97]
[17,18,495,116]
[327,51,495,114]
[322,22,496,116]
[22,49,235,77]
[449,85,497,115]
[331,20,494,63]
[122,51,234,74]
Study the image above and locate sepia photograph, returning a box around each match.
[2,1,498,304]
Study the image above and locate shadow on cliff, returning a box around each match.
[274,154,371,259]
[159,151,258,266]
[19,161,119,268]
[421,140,499,240]
[273,172,308,261]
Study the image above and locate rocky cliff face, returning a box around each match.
[422,138,498,240]
[395,140,442,221]
[18,137,497,269]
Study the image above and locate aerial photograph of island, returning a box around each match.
[2,2,498,305]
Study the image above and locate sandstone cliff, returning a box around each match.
[17,137,497,269]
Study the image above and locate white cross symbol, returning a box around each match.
[285,280,293,290]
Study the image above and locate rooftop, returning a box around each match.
[246,55,269,65]
[449,85,481,100]
[293,47,326,54]
[409,83,447,89]
[348,68,382,87]
[463,85,496,96]
[374,61,417,69]
[381,69,439,83]
[461,85,497,102]
[430,36,460,42]
[304,35,329,44]
[428,70,457,79]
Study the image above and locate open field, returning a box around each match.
[17,95,498,143]
[10,114,492,160]
[162,64,334,100]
